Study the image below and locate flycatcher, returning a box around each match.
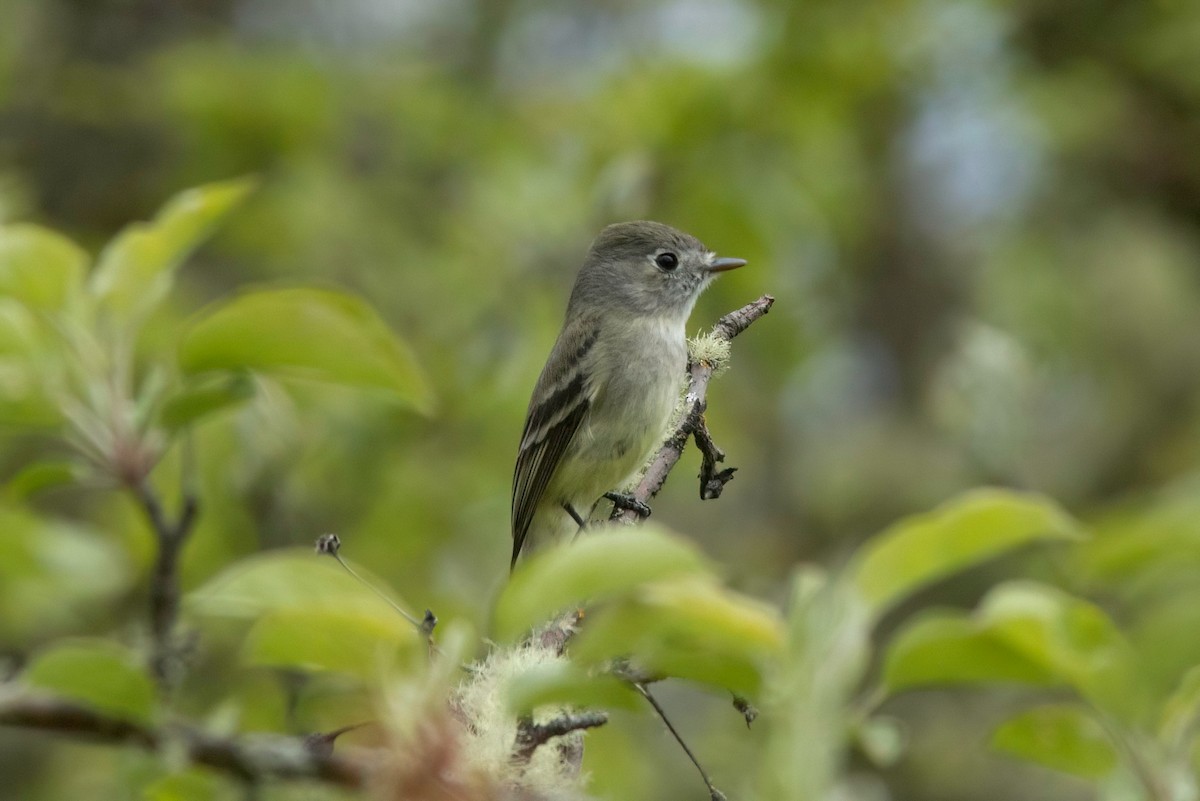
[511,221,746,569]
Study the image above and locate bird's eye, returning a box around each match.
[655,252,679,270]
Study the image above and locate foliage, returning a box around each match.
[3,191,1199,800]
[3,1,1200,799]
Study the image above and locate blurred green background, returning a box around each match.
[2,0,1199,799]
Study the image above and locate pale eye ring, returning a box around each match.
[655,252,679,270]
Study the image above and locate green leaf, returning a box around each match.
[144,770,228,801]
[883,612,1058,694]
[505,661,642,714]
[23,639,156,724]
[884,581,1135,717]
[90,177,255,319]
[623,636,768,695]
[243,608,417,681]
[0,299,63,427]
[189,550,424,681]
[178,287,433,413]
[979,581,1134,715]
[3,460,81,500]
[570,577,784,694]
[1160,665,1200,748]
[856,717,907,767]
[494,524,714,642]
[992,704,1117,778]
[0,224,87,311]
[852,489,1083,617]
[187,549,413,621]
[0,504,130,642]
[0,297,38,355]
[160,372,256,431]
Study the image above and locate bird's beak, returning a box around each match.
[705,256,748,273]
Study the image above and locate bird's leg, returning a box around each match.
[563,502,587,530]
[565,502,591,544]
[604,492,651,519]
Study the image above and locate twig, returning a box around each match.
[303,722,372,758]
[315,534,423,629]
[314,534,443,660]
[712,295,776,342]
[513,711,609,762]
[616,295,774,521]
[693,414,737,500]
[0,692,367,787]
[635,683,727,801]
[133,479,199,689]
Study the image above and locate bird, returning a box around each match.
[510,221,746,570]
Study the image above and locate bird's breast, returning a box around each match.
[572,319,686,471]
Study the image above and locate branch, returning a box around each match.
[132,479,199,688]
[0,692,368,788]
[607,296,774,800]
[513,711,609,762]
[616,294,775,521]
[536,609,585,656]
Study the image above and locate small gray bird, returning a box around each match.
[511,221,746,569]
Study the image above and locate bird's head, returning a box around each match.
[569,221,746,320]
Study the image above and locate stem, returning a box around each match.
[1094,710,1168,801]
[331,553,421,629]
[635,683,728,801]
[134,479,199,688]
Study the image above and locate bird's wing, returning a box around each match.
[511,323,600,569]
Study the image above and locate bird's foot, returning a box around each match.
[605,492,651,519]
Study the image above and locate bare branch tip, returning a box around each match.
[514,711,609,761]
